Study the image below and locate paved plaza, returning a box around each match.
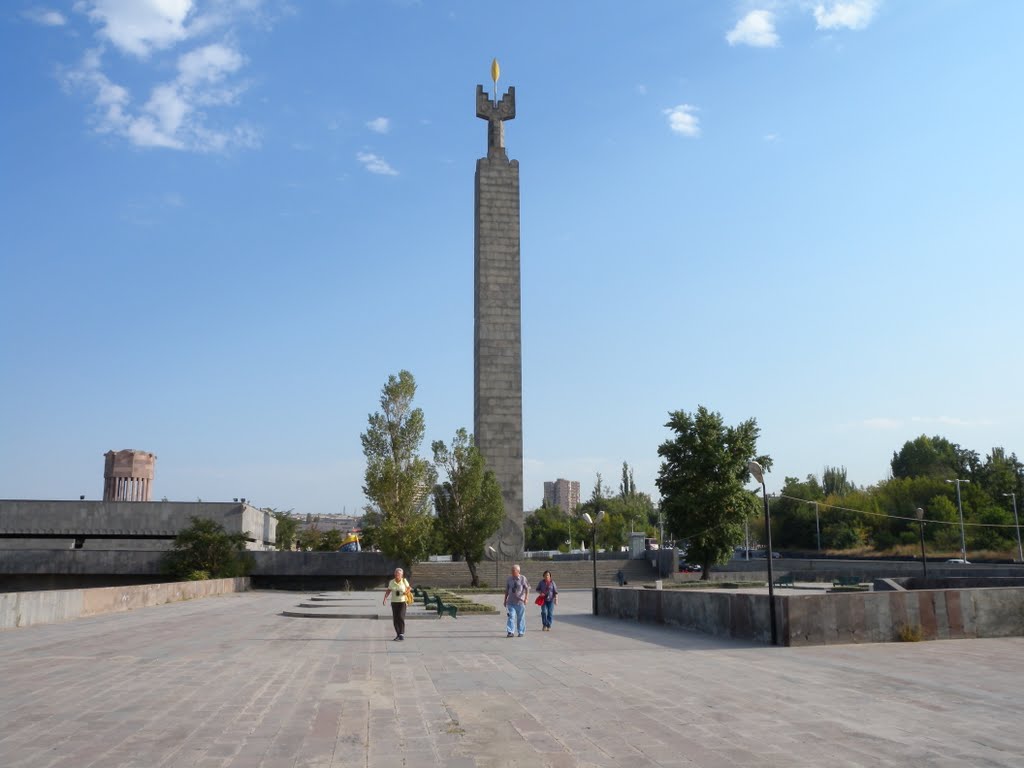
[1,588,1022,768]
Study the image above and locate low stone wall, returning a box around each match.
[0,577,250,630]
[598,585,1024,646]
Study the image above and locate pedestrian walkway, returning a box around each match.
[1,588,1021,767]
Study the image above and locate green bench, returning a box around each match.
[420,591,458,618]
[773,573,795,587]
[832,575,862,587]
[432,597,458,619]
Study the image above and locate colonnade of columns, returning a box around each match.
[103,476,151,501]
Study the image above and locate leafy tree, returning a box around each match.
[296,525,322,551]
[431,428,505,586]
[772,475,824,550]
[656,406,770,578]
[358,510,382,551]
[969,506,1014,551]
[268,508,297,551]
[360,370,437,571]
[619,461,636,498]
[525,503,572,551]
[891,435,976,480]
[318,529,345,551]
[162,517,253,579]
[822,466,854,496]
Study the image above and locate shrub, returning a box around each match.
[897,624,923,642]
[162,517,253,580]
[185,570,211,581]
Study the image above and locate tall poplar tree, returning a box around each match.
[431,428,504,586]
[360,370,436,571]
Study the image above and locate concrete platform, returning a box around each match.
[1,589,1022,767]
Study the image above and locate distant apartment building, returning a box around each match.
[543,479,580,514]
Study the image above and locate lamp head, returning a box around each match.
[747,460,765,485]
[582,512,594,525]
[916,508,924,520]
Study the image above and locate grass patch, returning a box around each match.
[664,580,766,590]
[418,588,498,614]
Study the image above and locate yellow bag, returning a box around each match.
[404,579,414,604]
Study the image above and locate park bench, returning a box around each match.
[832,575,862,587]
[419,591,457,618]
[773,573,795,587]
[413,586,426,598]
[432,597,458,619]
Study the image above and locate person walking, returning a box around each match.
[535,570,558,631]
[504,564,529,637]
[382,567,411,641]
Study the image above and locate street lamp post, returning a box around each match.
[582,511,605,616]
[946,479,970,561]
[486,539,502,589]
[1004,493,1023,563]
[748,460,778,646]
[915,508,927,579]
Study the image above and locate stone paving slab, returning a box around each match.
[1,588,1022,767]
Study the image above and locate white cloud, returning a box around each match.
[82,0,194,58]
[635,84,648,96]
[813,0,879,31]
[663,104,700,137]
[62,2,264,153]
[911,416,995,428]
[356,152,398,176]
[177,42,244,86]
[24,8,67,26]
[65,42,256,152]
[726,9,779,48]
[366,117,390,134]
[764,132,780,142]
[862,417,902,430]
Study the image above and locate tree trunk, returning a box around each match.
[701,559,711,581]
[466,557,479,587]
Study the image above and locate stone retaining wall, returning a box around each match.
[598,585,1024,646]
[0,577,250,630]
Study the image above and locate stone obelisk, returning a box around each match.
[475,63,524,558]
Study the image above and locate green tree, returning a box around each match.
[360,370,437,571]
[772,475,824,550]
[656,406,770,578]
[431,428,505,586]
[162,517,253,579]
[524,503,571,550]
[822,466,854,496]
[268,508,297,551]
[619,461,636,498]
[318,529,345,551]
[296,525,322,551]
[891,435,977,480]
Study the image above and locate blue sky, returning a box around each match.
[2,0,1021,516]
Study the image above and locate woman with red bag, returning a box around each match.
[535,570,558,631]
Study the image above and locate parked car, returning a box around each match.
[945,558,971,564]
[679,563,703,573]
